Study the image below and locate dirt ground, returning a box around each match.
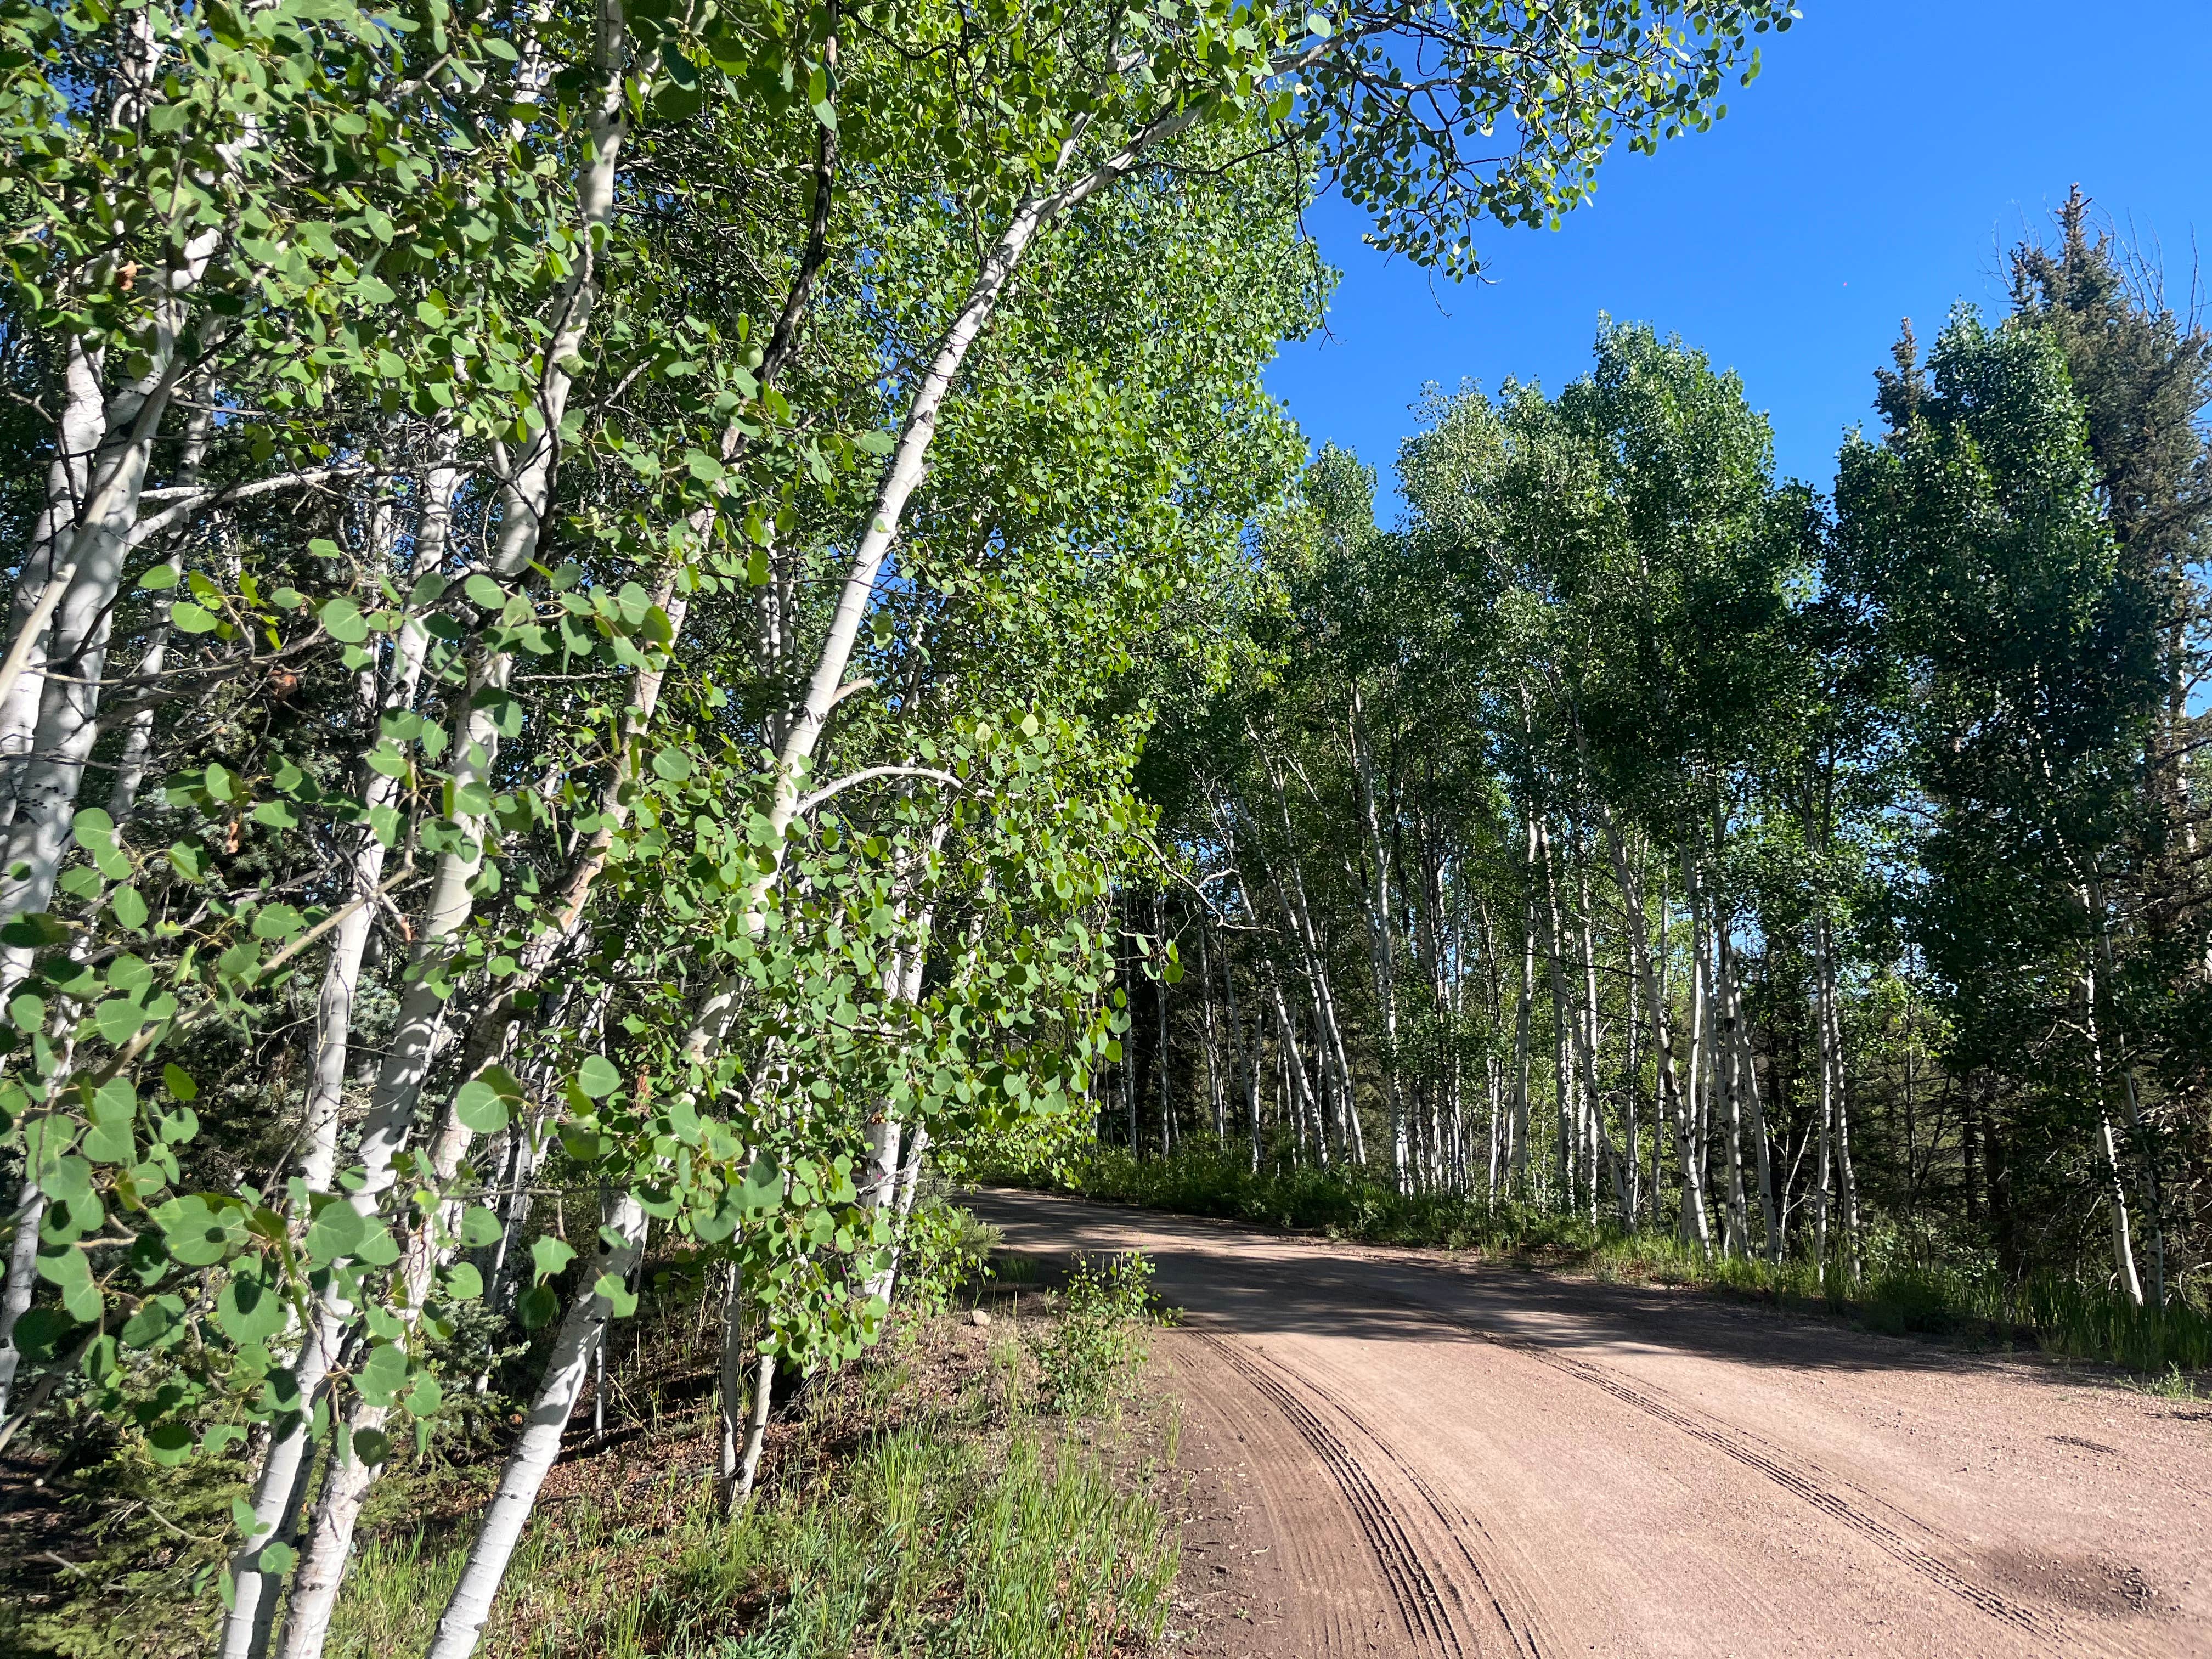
[968,1188,2212,1659]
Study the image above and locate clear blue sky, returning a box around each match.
[1268,0,2212,511]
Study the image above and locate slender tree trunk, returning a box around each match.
[0,228,225,958]
[1265,964,1325,1169]
[717,1259,748,1506]
[0,1177,43,1421]
[1600,819,1711,1254]
[1349,689,1408,1190]
[425,1193,648,1659]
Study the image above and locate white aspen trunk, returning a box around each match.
[1348,690,1408,1190]
[222,429,451,1659]
[1216,913,1259,1169]
[734,1350,778,1505]
[2085,966,2145,1305]
[1811,917,1843,1278]
[0,224,228,967]
[0,338,108,831]
[860,867,944,1306]
[886,1122,929,1282]
[2082,873,2162,1305]
[341,0,627,1218]
[1511,814,1536,1192]
[1534,819,1575,1211]
[0,1177,43,1420]
[1624,917,1641,1226]
[103,377,215,822]
[1197,917,1226,1139]
[1152,893,1173,1155]
[1265,966,1326,1169]
[1688,858,1748,1256]
[717,1259,747,1506]
[274,1400,392,1659]
[425,1192,648,1659]
[298,442,461,1197]
[1599,819,1711,1254]
[1716,926,1778,1261]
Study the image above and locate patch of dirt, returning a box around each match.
[1980,1548,2166,1621]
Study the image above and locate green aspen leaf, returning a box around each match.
[252,904,304,941]
[302,1197,366,1263]
[459,1205,503,1248]
[594,1271,638,1318]
[351,1427,393,1466]
[121,1296,182,1348]
[82,1081,136,1165]
[452,1077,509,1133]
[170,601,221,634]
[531,1235,576,1280]
[576,1054,621,1099]
[354,1223,401,1267]
[406,1372,444,1417]
[12,1306,77,1363]
[464,573,506,608]
[1,912,70,949]
[145,1424,195,1465]
[441,1261,483,1301]
[109,885,149,930]
[665,1095,700,1144]
[38,1243,100,1321]
[651,747,691,782]
[162,1064,199,1103]
[217,1267,287,1344]
[94,996,148,1046]
[355,1342,409,1406]
[317,597,368,644]
[738,1153,781,1215]
[157,1195,246,1266]
[137,563,180,591]
[516,1283,558,1330]
[255,1540,297,1575]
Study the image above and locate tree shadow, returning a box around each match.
[962,1187,2160,1394]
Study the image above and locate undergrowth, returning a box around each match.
[4,1224,1178,1659]
[320,1273,1177,1658]
[998,1141,2212,1376]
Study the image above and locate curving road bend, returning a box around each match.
[968,1188,2211,1658]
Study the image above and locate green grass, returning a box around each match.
[998,1141,2212,1376]
[324,1306,1178,1659]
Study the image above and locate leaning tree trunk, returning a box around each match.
[424,1193,649,1659]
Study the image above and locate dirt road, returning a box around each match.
[968,1189,2210,1658]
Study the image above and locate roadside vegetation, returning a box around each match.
[1010,1144,2212,1374]
[6,1227,1180,1659]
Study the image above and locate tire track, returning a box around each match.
[1399,1293,2160,1659]
[1195,1329,1543,1659]
[1259,1347,1549,1659]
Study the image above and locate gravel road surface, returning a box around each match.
[969,1188,2209,1658]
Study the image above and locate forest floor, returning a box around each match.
[975,1187,2212,1658]
[0,1273,1185,1659]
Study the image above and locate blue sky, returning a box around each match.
[1268,0,2212,512]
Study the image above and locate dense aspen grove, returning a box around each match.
[1114,194,2212,1334]
[0,0,1807,1650]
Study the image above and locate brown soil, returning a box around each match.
[972,1188,2212,1659]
